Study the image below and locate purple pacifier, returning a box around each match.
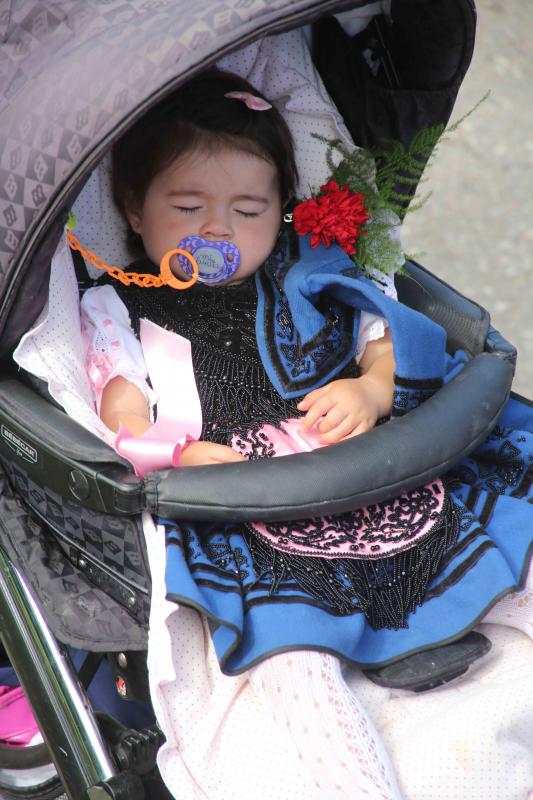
[177,236,240,284]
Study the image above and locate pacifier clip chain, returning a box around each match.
[66,229,199,290]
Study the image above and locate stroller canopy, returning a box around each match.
[0,0,476,355]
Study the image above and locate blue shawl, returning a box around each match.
[255,233,447,414]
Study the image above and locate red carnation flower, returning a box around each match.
[293,179,369,256]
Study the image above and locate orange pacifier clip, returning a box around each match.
[66,230,199,290]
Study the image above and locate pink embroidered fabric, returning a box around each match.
[232,419,445,559]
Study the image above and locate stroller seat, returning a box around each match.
[0,2,530,799]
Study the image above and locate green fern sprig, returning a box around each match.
[305,93,489,277]
[371,91,490,216]
[310,136,404,275]
[369,123,445,216]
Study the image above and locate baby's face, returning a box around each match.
[127,145,282,284]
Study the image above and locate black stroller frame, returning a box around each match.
[0,1,520,798]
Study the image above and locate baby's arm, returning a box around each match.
[83,287,243,466]
[100,376,243,466]
[100,376,152,436]
[297,329,394,443]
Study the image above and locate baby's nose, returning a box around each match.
[200,211,233,240]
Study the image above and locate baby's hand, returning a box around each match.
[297,378,381,443]
[181,441,245,467]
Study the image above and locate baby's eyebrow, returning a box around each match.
[232,194,270,204]
[167,190,204,198]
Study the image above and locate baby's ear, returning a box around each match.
[124,194,142,233]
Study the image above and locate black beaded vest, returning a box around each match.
[107,257,358,448]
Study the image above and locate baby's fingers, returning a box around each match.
[316,405,346,434]
[340,419,375,440]
[318,415,358,444]
[297,386,327,411]
[299,395,333,430]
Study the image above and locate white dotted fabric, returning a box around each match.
[144,504,533,800]
[71,154,128,279]
[144,511,319,800]
[12,235,112,444]
[248,650,403,799]
[345,621,533,800]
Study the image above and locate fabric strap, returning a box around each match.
[114,319,202,476]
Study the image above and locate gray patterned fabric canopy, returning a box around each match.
[0,0,367,344]
[0,0,475,354]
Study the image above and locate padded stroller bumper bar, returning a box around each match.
[145,352,513,522]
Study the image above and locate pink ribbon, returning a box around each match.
[114,319,202,477]
[224,91,273,111]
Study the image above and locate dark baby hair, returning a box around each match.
[112,68,298,253]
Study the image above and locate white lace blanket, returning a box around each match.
[144,509,533,800]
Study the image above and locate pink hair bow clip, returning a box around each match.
[224,91,272,111]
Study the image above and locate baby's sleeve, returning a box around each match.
[80,285,156,416]
[355,268,397,363]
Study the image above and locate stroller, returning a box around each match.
[0,1,529,798]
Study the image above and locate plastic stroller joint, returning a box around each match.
[87,772,145,800]
[96,713,164,776]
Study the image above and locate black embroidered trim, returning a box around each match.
[466,485,482,511]
[165,538,183,550]
[192,579,243,594]
[394,375,444,390]
[243,594,359,614]
[188,562,241,581]
[242,492,461,630]
[391,386,439,416]
[248,483,447,558]
[478,492,497,527]
[474,435,526,494]
[436,526,487,572]
[424,540,496,601]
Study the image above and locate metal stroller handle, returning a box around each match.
[0,542,128,800]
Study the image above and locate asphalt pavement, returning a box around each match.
[402,0,533,397]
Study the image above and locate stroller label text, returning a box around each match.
[1,425,38,464]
